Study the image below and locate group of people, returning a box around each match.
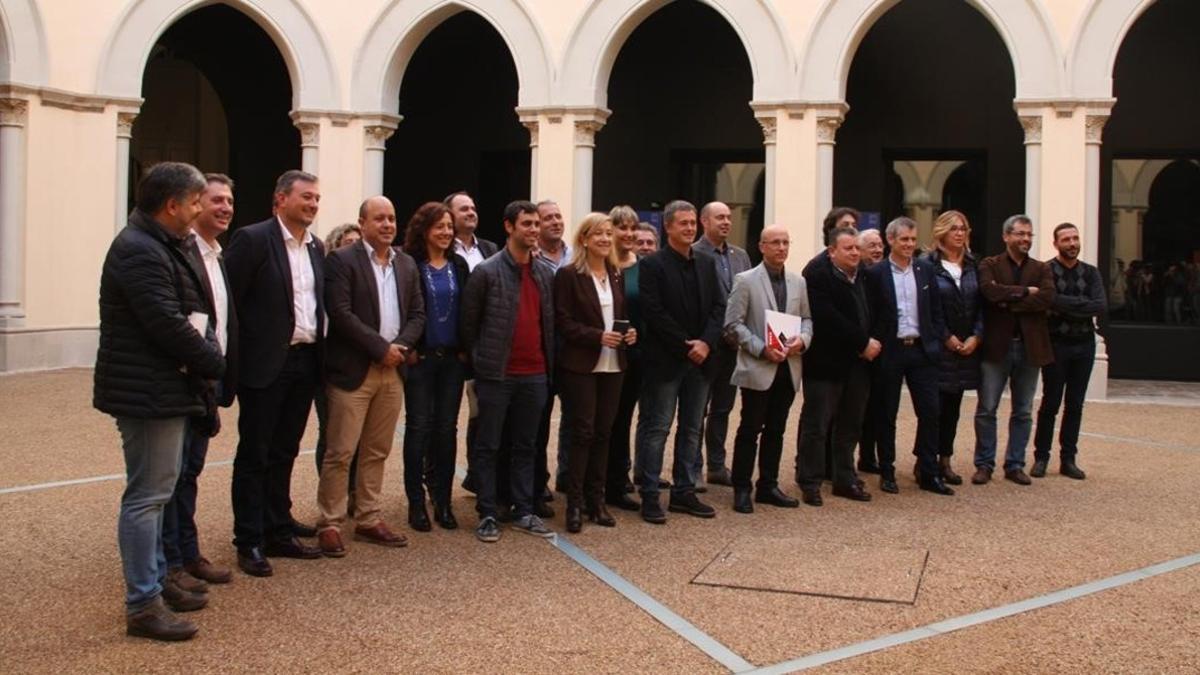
[95,162,1105,642]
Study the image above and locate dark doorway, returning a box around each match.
[384,12,528,244]
[595,0,763,250]
[835,0,1023,255]
[131,4,298,229]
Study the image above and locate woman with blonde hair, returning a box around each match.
[323,222,362,252]
[603,205,646,509]
[555,213,638,532]
[917,210,982,485]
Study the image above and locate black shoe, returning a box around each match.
[733,488,754,514]
[919,476,956,496]
[566,506,583,533]
[857,460,881,475]
[586,504,616,527]
[707,467,733,486]
[831,483,872,502]
[1031,459,1048,478]
[801,488,823,507]
[755,486,800,508]
[534,501,555,519]
[668,492,717,518]
[880,477,900,494]
[434,503,458,530]
[606,493,640,512]
[236,546,273,577]
[408,503,432,532]
[290,519,317,538]
[264,537,322,560]
[1060,461,1087,480]
[640,497,667,524]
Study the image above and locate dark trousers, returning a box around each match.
[731,364,796,490]
[876,345,941,481]
[796,364,870,490]
[232,346,317,548]
[606,362,643,498]
[534,381,559,496]
[560,370,624,508]
[1034,339,1095,462]
[472,374,548,520]
[934,389,966,457]
[314,385,358,489]
[162,419,209,568]
[403,352,466,506]
[857,364,882,468]
[698,346,737,474]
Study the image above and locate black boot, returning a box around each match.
[566,506,583,533]
[733,487,753,514]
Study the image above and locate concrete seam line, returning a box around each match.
[0,450,316,495]
[745,551,1200,674]
[1078,431,1200,453]
[549,534,756,673]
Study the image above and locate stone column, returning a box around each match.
[292,115,320,175]
[521,118,539,200]
[1019,113,1043,224]
[572,109,609,224]
[754,111,778,224]
[1084,108,1111,401]
[815,107,846,251]
[362,120,399,198]
[0,98,29,325]
[114,109,138,235]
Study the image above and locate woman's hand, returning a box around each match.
[623,328,638,346]
[600,331,624,348]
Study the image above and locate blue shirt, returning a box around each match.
[889,258,920,339]
[422,261,458,349]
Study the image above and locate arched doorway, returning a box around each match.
[592,0,763,252]
[834,0,1024,255]
[1102,0,1200,379]
[130,4,298,229]
[382,12,528,244]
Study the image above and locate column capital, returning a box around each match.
[574,119,606,148]
[1085,113,1110,145]
[1018,115,1043,144]
[0,98,29,127]
[816,116,844,145]
[363,125,395,151]
[115,111,139,139]
[520,118,539,147]
[755,114,777,145]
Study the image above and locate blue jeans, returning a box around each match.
[116,416,187,614]
[403,351,466,506]
[1034,339,1095,462]
[635,365,711,500]
[473,374,548,519]
[974,340,1039,471]
[161,419,209,568]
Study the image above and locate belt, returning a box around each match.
[421,347,455,358]
[899,337,919,347]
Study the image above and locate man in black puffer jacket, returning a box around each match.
[94,162,225,642]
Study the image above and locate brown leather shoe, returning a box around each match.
[354,522,408,548]
[831,482,872,502]
[939,457,963,485]
[971,467,993,484]
[1004,469,1032,486]
[126,597,198,642]
[318,528,347,557]
[184,557,232,585]
[166,566,208,594]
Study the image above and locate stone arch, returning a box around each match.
[799,0,1063,101]
[0,0,48,85]
[352,0,552,113]
[1068,0,1156,99]
[96,0,339,110]
[558,0,795,107]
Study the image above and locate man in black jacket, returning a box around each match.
[224,170,325,576]
[796,226,878,505]
[161,173,239,595]
[635,200,726,524]
[315,196,425,557]
[94,161,225,641]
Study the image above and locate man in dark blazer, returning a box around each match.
[315,196,424,557]
[796,226,877,505]
[866,217,954,497]
[635,200,726,524]
[162,173,239,595]
[224,170,326,576]
[692,201,752,487]
[973,214,1055,486]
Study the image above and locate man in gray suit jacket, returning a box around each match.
[724,224,812,513]
[692,201,753,487]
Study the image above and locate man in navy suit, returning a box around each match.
[224,170,326,576]
[865,217,954,496]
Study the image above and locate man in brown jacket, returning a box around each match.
[972,215,1055,486]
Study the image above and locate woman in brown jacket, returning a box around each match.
[555,213,638,533]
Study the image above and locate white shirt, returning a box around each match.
[941,259,963,289]
[592,274,620,373]
[365,241,401,342]
[889,258,921,339]
[454,235,486,271]
[193,232,229,356]
[279,218,318,345]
